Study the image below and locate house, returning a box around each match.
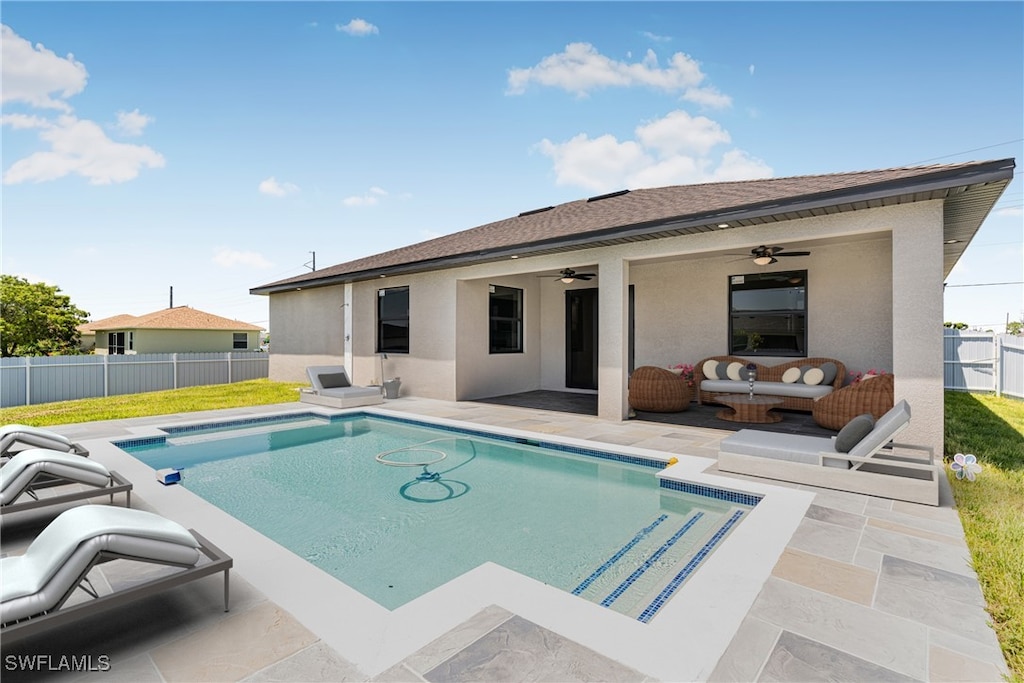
[250,158,1016,453]
[83,307,264,355]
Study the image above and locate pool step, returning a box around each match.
[572,507,748,622]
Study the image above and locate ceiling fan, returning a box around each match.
[730,245,811,266]
[553,268,596,283]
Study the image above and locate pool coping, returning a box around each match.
[83,404,814,681]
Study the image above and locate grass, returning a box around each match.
[944,391,1024,681]
[0,379,306,427]
[1,382,1021,678]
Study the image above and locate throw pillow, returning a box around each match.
[781,367,802,383]
[803,367,825,386]
[835,414,875,453]
[739,366,754,381]
[702,359,720,380]
[726,362,744,381]
[797,364,813,383]
[860,372,878,382]
[819,362,838,386]
[319,372,351,389]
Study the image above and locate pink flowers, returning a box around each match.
[849,369,888,384]
[669,363,696,387]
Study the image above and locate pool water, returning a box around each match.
[123,414,755,621]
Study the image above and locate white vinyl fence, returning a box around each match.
[943,330,1023,399]
[0,352,269,408]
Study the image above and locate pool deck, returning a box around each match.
[0,397,1010,682]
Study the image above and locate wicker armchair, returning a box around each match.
[628,366,692,412]
[812,373,894,430]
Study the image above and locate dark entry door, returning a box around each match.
[565,288,598,389]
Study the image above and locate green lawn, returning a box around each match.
[944,391,1023,681]
[1,383,1021,679]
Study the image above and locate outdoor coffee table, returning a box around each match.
[714,395,784,424]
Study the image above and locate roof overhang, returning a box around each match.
[250,159,1014,295]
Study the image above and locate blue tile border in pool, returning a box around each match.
[659,479,762,507]
[572,515,669,596]
[161,412,327,435]
[637,508,747,623]
[367,412,669,469]
[600,512,705,608]
[113,435,169,449]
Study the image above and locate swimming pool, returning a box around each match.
[118,412,759,622]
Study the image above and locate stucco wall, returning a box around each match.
[455,275,542,400]
[96,329,257,354]
[266,285,346,382]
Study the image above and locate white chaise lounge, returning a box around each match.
[1,424,89,458]
[1,505,231,643]
[718,400,939,505]
[1,448,132,516]
[300,366,384,408]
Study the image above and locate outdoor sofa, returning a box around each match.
[695,356,846,413]
[300,366,384,408]
[1,505,231,643]
[717,400,939,505]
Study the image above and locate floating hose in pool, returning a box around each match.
[374,437,477,501]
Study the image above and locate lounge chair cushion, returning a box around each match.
[848,400,911,460]
[318,372,351,389]
[1,506,200,623]
[718,430,850,469]
[0,424,77,456]
[834,414,875,453]
[0,449,111,506]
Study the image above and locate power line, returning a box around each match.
[909,139,1024,165]
[945,282,1023,288]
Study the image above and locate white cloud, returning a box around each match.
[536,109,771,192]
[2,114,165,185]
[996,206,1023,217]
[642,31,672,43]
[1,24,88,111]
[342,186,388,207]
[212,247,274,269]
[258,177,300,197]
[1,25,164,186]
[337,19,379,36]
[113,109,153,136]
[506,42,730,107]
[749,64,756,76]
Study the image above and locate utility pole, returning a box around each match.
[169,286,173,308]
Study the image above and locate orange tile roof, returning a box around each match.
[85,307,263,332]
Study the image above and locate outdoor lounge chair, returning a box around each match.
[1,424,89,459]
[717,400,939,505]
[1,448,132,516]
[301,365,384,408]
[1,505,232,644]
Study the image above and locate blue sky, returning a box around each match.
[2,2,1022,332]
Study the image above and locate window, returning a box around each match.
[377,286,410,353]
[233,333,248,349]
[729,271,807,356]
[108,331,127,355]
[489,285,523,353]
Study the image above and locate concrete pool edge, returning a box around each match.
[84,404,814,681]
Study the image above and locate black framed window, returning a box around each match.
[489,285,523,353]
[108,331,126,355]
[233,333,248,349]
[729,271,807,356]
[377,286,410,353]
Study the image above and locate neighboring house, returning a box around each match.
[83,306,263,355]
[78,314,139,352]
[250,158,1016,453]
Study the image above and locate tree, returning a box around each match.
[0,275,90,357]
[1008,320,1023,336]
[943,322,969,330]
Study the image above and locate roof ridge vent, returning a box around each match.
[518,205,555,217]
[586,189,630,203]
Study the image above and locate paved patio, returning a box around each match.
[0,397,1009,682]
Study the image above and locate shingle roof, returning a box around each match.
[84,307,263,332]
[251,158,1015,294]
